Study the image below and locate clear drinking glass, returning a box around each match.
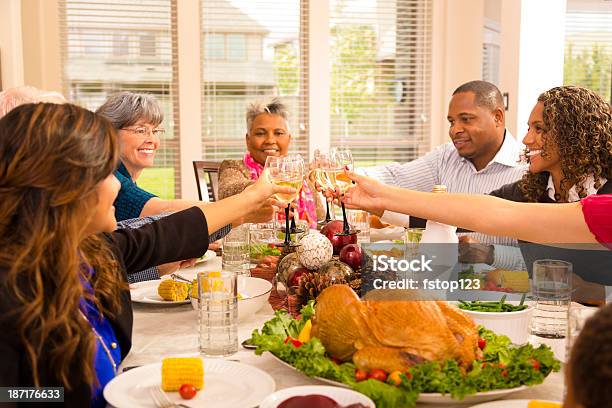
[405,227,425,257]
[198,271,238,356]
[329,146,354,235]
[566,305,598,361]
[530,259,572,339]
[265,155,304,247]
[222,224,250,276]
[248,222,281,265]
[348,210,370,243]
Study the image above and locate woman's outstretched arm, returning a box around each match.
[342,171,598,245]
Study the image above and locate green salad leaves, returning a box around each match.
[249,304,560,408]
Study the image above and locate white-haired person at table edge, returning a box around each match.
[96,92,276,224]
[0,85,65,118]
[0,103,295,407]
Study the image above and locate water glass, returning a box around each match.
[530,259,572,339]
[249,222,280,263]
[222,225,250,276]
[404,227,424,257]
[566,305,598,361]
[348,210,370,243]
[198,271,238,356]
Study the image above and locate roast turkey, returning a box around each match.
[310,285,480,373]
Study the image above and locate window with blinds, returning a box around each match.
[329,0,432,166]
[564,0,612,103]
[200,0,308,161]
[60,0,180,199]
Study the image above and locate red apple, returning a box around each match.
[320,220,357,254]
[339,244,363,270]
[289,267,309,287]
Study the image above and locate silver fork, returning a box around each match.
[149,386,193,408]
[170,273,192,284]
[149,386,175,408]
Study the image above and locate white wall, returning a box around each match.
[499,0,566,140]
[515,0,566,139]
[430,0,485,148]
[21,0,62,92]
[0,0,24,89]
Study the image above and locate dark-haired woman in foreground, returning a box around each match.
[0,103,294,407]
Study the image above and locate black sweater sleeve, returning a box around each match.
[488,181,525,201]
[108,206,210,274]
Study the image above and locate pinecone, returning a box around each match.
[348,278,362,297]
[296,271,346,306]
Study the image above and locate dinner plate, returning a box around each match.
[268,353,527,405]
[259,385,375,408]
[104,358,276,408]
[130,280,190,305]
[195,249,217,264]
[469,399,561,408]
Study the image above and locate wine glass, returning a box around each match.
[310,150,334,228]
[265,155,304,247]
[329,146,354,235]
[289,158,307,235]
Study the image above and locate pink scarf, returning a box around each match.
[243,152,317,228]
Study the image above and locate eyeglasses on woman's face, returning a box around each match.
[120,126,165,138]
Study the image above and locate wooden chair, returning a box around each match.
[192,161,221,202]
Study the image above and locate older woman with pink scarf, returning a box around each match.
[218,98,324,227]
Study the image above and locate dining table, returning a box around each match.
[121,255,569,407]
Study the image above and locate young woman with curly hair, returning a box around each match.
[483,86,612,301]
[497,85,612,203]
[0,103,293,407]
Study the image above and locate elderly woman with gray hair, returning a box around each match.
[218,97,324,227]
[96,92,275,221]
[95,92,167,221]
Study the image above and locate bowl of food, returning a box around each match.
[456,295,534,344]
[190,276,272,321]
[259,385,375,408]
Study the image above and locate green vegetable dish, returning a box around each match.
[249,302,560,408]
[458,294,529,312]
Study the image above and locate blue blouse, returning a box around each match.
[114,162,157,221]
[80,267,122,408]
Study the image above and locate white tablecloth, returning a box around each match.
[123,257,566,407]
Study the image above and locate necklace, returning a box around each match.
[79,310,118,375]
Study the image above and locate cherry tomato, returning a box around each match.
[355,368,368,382]
[179,384,197,400]
[501,370,509,377]
[367,369,388,382]
[530,359,540,371]
[498,363,506,369]
[478,337,486,350]
[388,371,403,386]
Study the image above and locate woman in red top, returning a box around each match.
[341,171,611,249]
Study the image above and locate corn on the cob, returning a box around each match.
[527,401,561,408]
[487,269,503,286]
[501,270,530,293]
[157,279,189,301]
[161,357,204,391]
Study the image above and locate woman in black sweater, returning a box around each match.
[0,103,294,407]
[484,86,612,302]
